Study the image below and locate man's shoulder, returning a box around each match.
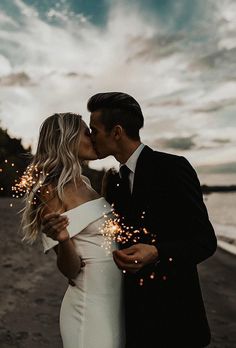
[141,147,199,189]
[142,146,186,168]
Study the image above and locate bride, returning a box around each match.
[20,112,125,348]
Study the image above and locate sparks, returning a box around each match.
[12,164,51,210]
[12,165,37,195]
[100,210,152,254]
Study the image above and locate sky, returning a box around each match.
[0,0,235,173]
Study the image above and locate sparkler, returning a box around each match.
[100,208,148,253]
[100,206,171,286]
[11,164,51,209]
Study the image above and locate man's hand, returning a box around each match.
[41,213,69,242]
[113,243,158,273]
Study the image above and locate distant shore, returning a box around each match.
[202,185,236,194]
[1,184,236,200]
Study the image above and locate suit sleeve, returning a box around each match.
[157,156,217,265]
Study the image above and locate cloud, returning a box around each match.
[0,72,31,86]
[155,135,196,150]
[193,98,236,113]
[125,33,185,63]
[190,48,236,71]
[213,138,231,144]
[197,162,236,174]
[0,0,235,172]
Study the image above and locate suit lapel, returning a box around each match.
[109,146,161,214]
[131,146,154,204]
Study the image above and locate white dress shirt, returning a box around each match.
[119,143,145,193]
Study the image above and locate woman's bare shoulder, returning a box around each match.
[40,184,65,218]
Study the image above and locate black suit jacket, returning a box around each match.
[104,146,217,348]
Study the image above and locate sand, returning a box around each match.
[0,198,235,347]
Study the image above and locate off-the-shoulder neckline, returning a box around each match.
[63,197,108,214]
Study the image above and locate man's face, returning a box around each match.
[89,111,116,159]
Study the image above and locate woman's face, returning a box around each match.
[78,121,98,161]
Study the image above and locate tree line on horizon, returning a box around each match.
[0,125,31,197]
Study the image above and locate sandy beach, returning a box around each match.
[0,197,235,348]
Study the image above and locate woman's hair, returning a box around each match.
[20,112,82,244]
[87,92,144,141]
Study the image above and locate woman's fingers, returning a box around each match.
[52,221,69,233]
[46,222,69,240]
[42,213,61,224]
[48,216,68,227]
[42,213,68,226]
[42,216,68,235]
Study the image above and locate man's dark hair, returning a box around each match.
[87,92,144,141]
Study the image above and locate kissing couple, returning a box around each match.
[21,92,217,348]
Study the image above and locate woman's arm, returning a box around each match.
[41,186,82,279]
[53,240,82,279]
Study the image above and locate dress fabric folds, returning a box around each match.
[42,197,125,348]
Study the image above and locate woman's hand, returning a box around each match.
[42,213,70,242]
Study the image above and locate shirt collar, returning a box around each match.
[119,143,145,175]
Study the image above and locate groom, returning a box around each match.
[87,92,217,348]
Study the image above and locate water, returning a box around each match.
[200,174,236,248]
[198,173,236,186]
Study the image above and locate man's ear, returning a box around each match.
[112,125,123,140]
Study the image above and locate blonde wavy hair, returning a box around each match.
[21,112,82,244]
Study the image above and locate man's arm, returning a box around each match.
[157,156,217,265]
[113,156,217,272]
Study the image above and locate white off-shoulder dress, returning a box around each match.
[42,197,125,348]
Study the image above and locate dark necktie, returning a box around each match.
[119,165,131,217]
[118,165,133,247]
[120,165,131,194]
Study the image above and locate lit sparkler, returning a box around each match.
[99,207,166,285]
[100,207,159,260]
[12,164,51,209]
[100,208,154,254]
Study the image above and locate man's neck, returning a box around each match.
[114,141,142,164]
